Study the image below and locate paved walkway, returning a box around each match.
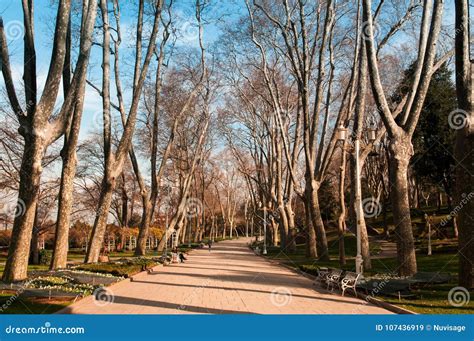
[60,238,392,314]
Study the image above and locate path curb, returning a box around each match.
[248,244,416,315]
[56,244,207,314]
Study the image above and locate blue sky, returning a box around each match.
[0,0,457,144]
[0,0,229,142]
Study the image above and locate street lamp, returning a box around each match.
[187,211,192,248]
[262,205,267,255]
[160,178,179,258]
[336,123,347,142]
[160,179,171,261]
[337,122,367,274]
[367,122,377,143]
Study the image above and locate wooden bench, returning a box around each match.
[340,271,360,297]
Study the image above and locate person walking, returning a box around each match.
[208,240,213,253]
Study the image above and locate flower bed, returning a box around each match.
[25,275,99,296]
[73,257,162,278]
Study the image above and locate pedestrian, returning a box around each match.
[208,240,212,252]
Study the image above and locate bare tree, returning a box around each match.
[454,0,474,288]
[362,0,444,276]
[85,0,164,263]
[0,0,98,281]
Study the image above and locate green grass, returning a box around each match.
[0,292,71,314]
[258,234,472,315]
[383,283,474,314]
[0,264,49,277]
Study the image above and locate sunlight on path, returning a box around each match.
[60,238,392,314]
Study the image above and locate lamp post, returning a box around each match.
[245,200,249,238]
[160,179,171,260]
[187,208,192,248]
[337,122,376,274]
[160,178,179,257]
[262,206,267,255]
[425,214,432,256]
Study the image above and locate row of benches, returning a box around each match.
[315,268,361,297]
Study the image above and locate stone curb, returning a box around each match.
[55,243,209,314]
[247,244,416,315]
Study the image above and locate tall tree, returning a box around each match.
[50,1,99,270]
[454,0,474,289]
[0,0,98,281]
[362,0,444,276]
[410,63,456,210]
[85,0,164,263]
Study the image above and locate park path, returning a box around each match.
[60,238,392,314]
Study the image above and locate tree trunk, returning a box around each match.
[382,197,389,238]
[285,203,296,253]
[121,180,129,227]
[454,0,474,289]
[437,191,443,212]
[304,198,317,258]
[338,146,347,266]
[309,186,329,261]
[455,135,474,288]
[30,209,40,265]
[388,136,417,276]
[135,195,152,256]
[351,154,372,270]
[278,205,289,250]
[50,131,79,269]
[85,178,115,263]
[2,140,44,282]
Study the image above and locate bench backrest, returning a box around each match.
[341,271,360,284]
[327,269,343,280]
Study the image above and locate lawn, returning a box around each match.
[258,234,473,315]
[0,291,72,314]
[74,258,159,278]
